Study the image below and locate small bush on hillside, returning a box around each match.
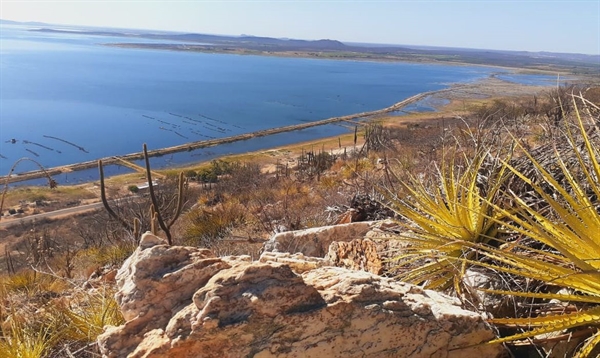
[296,150,337,179]
[184,170,197,180]
[183,202,245,246]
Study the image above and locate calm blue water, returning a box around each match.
[0,24,552,180]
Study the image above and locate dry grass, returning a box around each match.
[0,270,123,358]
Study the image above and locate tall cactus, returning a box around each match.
[97,144,186,245]
[143,144,185,245]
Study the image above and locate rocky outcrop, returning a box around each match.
[98,232,507,358]
[261,221,376,257]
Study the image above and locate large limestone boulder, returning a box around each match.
[98,232,507,358]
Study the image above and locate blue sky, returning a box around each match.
[1,0,599,55]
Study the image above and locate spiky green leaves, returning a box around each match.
[386,96,600,356]
[383,149,509,290]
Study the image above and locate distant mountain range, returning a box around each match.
[30,27,349,51]
[0,19,50,26]
[3,19,599,73]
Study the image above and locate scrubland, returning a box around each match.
[1,83,600,357]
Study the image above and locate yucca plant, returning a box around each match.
[0,320,58,358]
[440,97,600,357]
[58,287,124,343]
[389,96,600,356]
[0,270,67,298]
[384,93,600,355]
[382,147,510,290]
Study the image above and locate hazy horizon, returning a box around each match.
[1,17,598,57]
[1,1,599,56]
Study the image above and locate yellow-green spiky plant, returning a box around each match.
[382,147,510,290]
[440,96,600,357]
[58,287,124,343]
[0,320,58,358]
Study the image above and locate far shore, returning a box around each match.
[104,43,598,77]
[24,26,600,75]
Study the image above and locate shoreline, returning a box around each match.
[1,75,571,189]
[1,89,452,185]
[0,77,562,228]
[105,43,597,77]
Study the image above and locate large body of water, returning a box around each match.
[0,25,557,183]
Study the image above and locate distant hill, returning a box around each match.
[0,19,50,26]
[6,19,598,74]
[27,27,348,51]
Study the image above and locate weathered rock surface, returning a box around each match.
[327,238,384,274]
[262,221,376,257]
[326,236,409,275]
[263,219,406,275]
[258,251,329,273]
[98,232,507,358]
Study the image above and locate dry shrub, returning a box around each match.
[182,201,246,247]
[0,274,122,358]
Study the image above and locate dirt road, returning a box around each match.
[0,201,104,229]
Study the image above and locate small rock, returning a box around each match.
[139,232,167,249]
